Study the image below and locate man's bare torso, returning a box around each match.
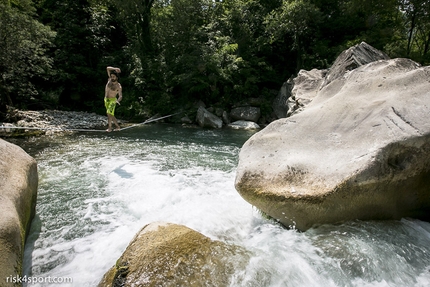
[105,81,122,99]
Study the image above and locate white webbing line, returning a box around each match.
[0,112,181,133]
[0,126,104,132]
[118,112,182,131]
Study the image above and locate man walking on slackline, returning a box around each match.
[105,66,122,132]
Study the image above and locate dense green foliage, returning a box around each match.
[1,0,429,119]
[0,0,55,111]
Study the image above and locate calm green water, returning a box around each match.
[7,124,430,287]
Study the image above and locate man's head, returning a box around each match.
[110,71,119,82]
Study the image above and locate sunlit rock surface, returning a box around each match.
[272,42,390,120]
[235,46,430,231]
[0,139,38,286]
[98,222,249,287]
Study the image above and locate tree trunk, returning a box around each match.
[0,79,13,107]
[407,12,416,56]
[424,31,430,56]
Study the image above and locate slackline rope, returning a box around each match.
[0,112,181,133]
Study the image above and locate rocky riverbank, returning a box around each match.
[0,104,265,137]
[0,109,116,136]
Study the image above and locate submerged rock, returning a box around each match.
[98,222,249,287]
[0,139,38,286]
[235,47,430,230]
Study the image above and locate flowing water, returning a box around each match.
[9,124,430,286]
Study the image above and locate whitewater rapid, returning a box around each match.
[14,124,430,287]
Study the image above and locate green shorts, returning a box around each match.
[104,97,117,116]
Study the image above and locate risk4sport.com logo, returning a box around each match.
[6,275,73,285]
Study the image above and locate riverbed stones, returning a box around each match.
[1,109,109,136]
[98,222,249,287]
[0,139,38,286]
[235,53,430,230]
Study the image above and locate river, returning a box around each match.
[8,124,430,286]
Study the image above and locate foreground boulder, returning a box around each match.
[0,139,38,286]
[98,222,249,287]
[235,53,430,230]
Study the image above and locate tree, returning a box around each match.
[0,0,55,111]
[113,0,155,58]
[399,0,430,64]
[265,0,323,71]
[125,0,217,109]
[38,0,120,110]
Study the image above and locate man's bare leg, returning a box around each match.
[106,114,112,132]
[112,116,120,131]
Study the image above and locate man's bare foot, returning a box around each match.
[114,126,120,131]
[106,128,112,132]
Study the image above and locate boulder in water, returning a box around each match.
[196,107,223,128]
[235,44,430,231]
[98,222,249,287]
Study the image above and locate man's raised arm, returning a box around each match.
[107,66,121,76]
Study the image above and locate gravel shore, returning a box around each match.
[0,109,122,136]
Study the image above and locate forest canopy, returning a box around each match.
[1,0,429,119]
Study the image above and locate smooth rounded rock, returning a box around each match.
[236,57,430,231]
[0,139,38,286]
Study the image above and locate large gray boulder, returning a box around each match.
[286,68,327,117]
[98,222,249,287]
[0,139,38,286]
[235,57,430,231]
[321,41,390,88]
[272,79,293,118]
[272,42,389,120]
[196,106,223,128]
